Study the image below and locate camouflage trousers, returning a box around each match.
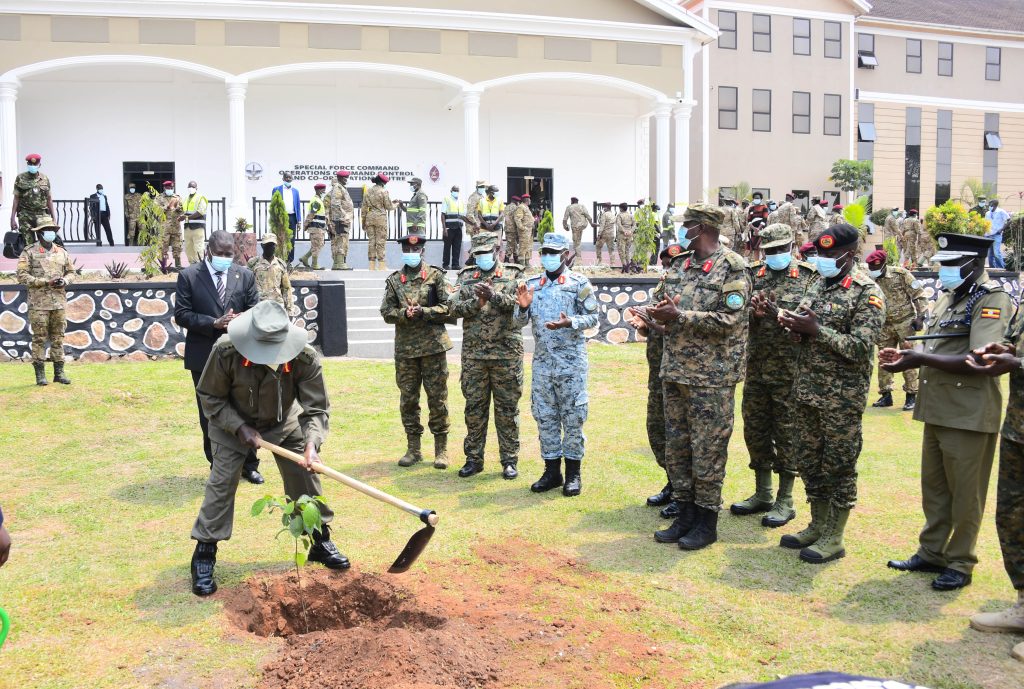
[160,225,183,264]
[571,226,586,256]
[126,214,141,245]
[792,402,863,509]
[29,308,66,363]
[308,227,325,254]
[504,227,521,261]
[331,222,349,264]
[617,235,634,267]
[518,233,533,267]
[877,322,918,393]
[531,373,588,461]
[17,209,46,244]
[997,437,1024,589]
[461,357,523,466]
[646,364,666,469]
[742,379,797,475]
[365,216,388,261]
[594,231,615,264]
[395,352,450,437]
[663,382,736,511]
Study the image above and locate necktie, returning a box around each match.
[215,271,226,305]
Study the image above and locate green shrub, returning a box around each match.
[923,200,989,239]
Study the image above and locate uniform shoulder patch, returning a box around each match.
[296,345,318,363]
[577,283,594,300]
[982,279,1004,292]
[724,251,748,271]
[980,307,1002,319]
[725,292,746,310]
[867,295,884,310]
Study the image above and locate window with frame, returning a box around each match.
[752,188,771,202]
[793,91,811,134]
[938,42,953,76]
[793,18,811,56]
[905,107,922,213]
[753,14,771,53]
[753,89,771,132]
[824,94,841,136]
[824,21,842,59]
[984,114,1000,191]
[935,109,952,205]
[857,102,875,166]
[718,86,738,130]
[857,32,877,67]
[906,39,921,73]
[986,47,1001,81]
[717,10,736,50]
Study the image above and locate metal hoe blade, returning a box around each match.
[388,525,436,574]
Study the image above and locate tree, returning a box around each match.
[137,185,168,277]
[725,181,751,203]
[633,202,659,269]
[828,159,873,197]
[268,190,291,260]
[535,210,554,242]
[923,199,990,239]
[958,178,996,207]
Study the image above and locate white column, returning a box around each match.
[635,116,650,201]
[226,79,248,222]
[0,79,18,213]
[462,88,481,187]
[653,102,671,207]
[672,101,695,204]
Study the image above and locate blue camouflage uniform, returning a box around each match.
[513,235,599,462]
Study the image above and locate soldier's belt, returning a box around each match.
[904,333,968,341]
[185,221,206,229]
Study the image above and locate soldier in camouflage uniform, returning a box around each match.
[514,194,535,267]
[380,234,453,469]
[884,233,1011,591]
[730,224,817,528]
[157,180,185,269]
[717,200,740,249]
[966,305,1024,660]
[900,209,931,268]
[865,250,927,411]
[16,216,75,386]
[248,235,293,310]
[465,180,486,239]
[884,208,904,254]
[563,197,595,257]
[626,243,688,515]
[806,199,829,239]
[616,203,636,271]
[502,196,521,262]
[649,203,751,551]
[513,233,599,497]
[124,184,143,246]
[448,232,524,479]
[10,154,55,247]
[364,173,394,271]
[778,223,885,564]
[595,202,616,265]
[327,170,354,270]
[299,183,328,270]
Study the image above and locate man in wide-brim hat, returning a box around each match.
[188,300,348,597]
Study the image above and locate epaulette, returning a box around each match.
[723,251,747,271]
[458,265,477,274]
[851,271,875,287]
[502,262,524,273]
[214,334,236,353]
[748,260,765,269]
[796,260,816,270]
[525,273,544,284]
[246,257,258,268]
[295,345,318,364]
[982,279,1005,292]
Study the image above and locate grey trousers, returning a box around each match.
[191,421,334,543]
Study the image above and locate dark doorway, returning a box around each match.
[507,167,553,215]
[123,161,174,244]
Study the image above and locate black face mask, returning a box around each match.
[263,245,276,260]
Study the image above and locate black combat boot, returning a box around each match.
[562,459,582,497]
[307,525,351,570]
[903,393,917,411]
[660,501,681,519]
[647,482,672,507]
[654,502,696,543]
[191,541,218,596]
[53,361,71,385]
[678,507,719,551]
[33,361,47,386]
[530,459,563,493]
[872,392,893,408]
[458,460,484,478]
[502,463,518,480]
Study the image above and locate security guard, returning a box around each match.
[478,185,505,235]
[182,180,209,264]
[883,232,1012,590]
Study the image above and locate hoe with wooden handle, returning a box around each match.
[257,439,438,574]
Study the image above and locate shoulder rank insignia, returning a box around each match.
[789,266,799,278]
[557,275,566,284]
[867,295,884,309]
[840,275,853,289]
[757,265,767,278]
[702,259,714,274]
[980,307,1002,319]
[400,274,407,283]
[683,257,691,270]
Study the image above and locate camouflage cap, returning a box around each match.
[540,233,570,252]
[259,234,278,245]
[759,223,794,249]
[470,231,499,255]
[32,215,60,232]
[680,203,725,229]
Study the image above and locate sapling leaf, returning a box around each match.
[283,501,296,515]
[295,551,307,568]
[250,497,268,517]
[301,503,319,531]
[288,516,304,538]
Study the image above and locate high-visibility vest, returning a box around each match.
[442,197,465,226]
[183,192,208,228]
[478,197,504,222]
[309,195,327,229]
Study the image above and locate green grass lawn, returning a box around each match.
[0,345,1019,688]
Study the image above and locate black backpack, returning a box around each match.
[3,231,25,259]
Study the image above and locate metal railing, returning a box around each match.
[54,197,225,244]
[252,197,446,241]
[590,202,642,243]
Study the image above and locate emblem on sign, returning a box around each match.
[246,162,264,181]
[429,166,440,183]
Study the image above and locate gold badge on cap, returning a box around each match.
[668,245,681,256]
[409,236,419,245]
[819,235,835,248]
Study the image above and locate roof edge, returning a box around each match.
[860,14,1024,39]
[636,0,720,41]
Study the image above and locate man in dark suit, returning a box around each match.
[174,230,264,483]
[88,183,114,246]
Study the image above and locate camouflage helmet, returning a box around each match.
[680,203,725,229]
[759,223,795,250]
[470,231,499,255]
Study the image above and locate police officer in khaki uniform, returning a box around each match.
[882,233,1012,591]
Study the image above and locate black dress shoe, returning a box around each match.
[242,469,265,485]
[932,568,971,591]
[191,541,218,596]
[647,482,672,507]
[308,527,351,570]
[458,461,484,478]
[660,501,681,519]
[887,554,945,573]
[502,464,518,480]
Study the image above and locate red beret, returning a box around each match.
[25,153,41,163]
[163,180,174,188]
[799,242,814,253]
[335,170,350,177]
[521,194,531,199]
[833,204,843,210]
[377,173,390,184]
[819,199,828,205]
[908,209,918,215]
[865,249,887,264]
[314,182,327,190]
[511,195,521,202]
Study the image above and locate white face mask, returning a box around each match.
[188,187,197,195]
[129,187,136,193]
[165,189,174,196]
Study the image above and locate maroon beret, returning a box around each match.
[865,249,887,264]
[335,169,350,177]
[25,153,41,163]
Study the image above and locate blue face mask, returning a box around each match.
[815,253,847,278]
[765,253,792,271]
[402,252,422,268]
[939,264,967,290]
[210,256,233,272]
[678,226,699,249]
[804,255,818,268]
[540,253,562,272]
[41,230,56,243]
[868,268,883,279]
[475,253,496,271]
[284,181,292,188]
[97,189,104,195]
[27,165,39,174]
[451,192,459,200]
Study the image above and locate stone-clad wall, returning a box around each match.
[0,281,323,362]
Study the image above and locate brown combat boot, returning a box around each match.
[398,434,423,467]
[433,434,449,470]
